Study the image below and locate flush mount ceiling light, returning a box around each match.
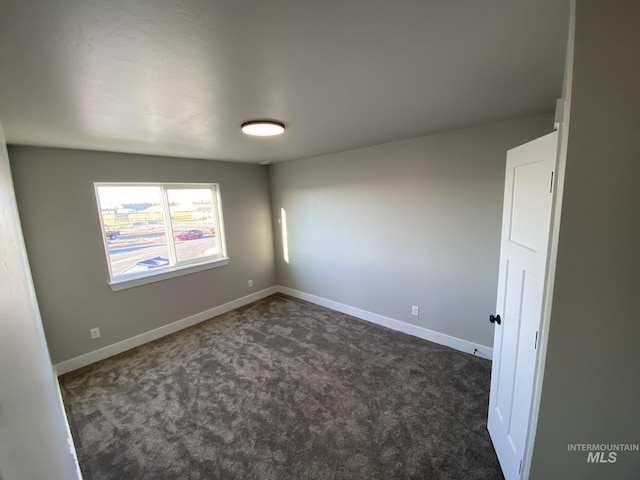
[241,120,285,136]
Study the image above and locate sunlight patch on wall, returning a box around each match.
[281,207,289,264]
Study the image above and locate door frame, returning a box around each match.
[519,66,573,480]
[520,1,575,474]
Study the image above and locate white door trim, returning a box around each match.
[520,3,575,477]
[520,120,569,477]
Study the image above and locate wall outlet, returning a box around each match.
[90,327,101,339]
[248,279,253,288]
[411,305,420,316]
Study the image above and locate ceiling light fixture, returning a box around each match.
[241,120,285,136]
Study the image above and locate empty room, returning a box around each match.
[1,1,638,480]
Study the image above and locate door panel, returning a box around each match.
[509,162,549,252]
[488,131,558,480]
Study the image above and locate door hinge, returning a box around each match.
[519,459,523,475]
[534,331,539,349]
[550,171,554,193]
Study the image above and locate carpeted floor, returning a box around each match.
[60,293,503,480]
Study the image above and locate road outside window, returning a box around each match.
[95,183,226,285]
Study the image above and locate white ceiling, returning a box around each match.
[0,0,569,164]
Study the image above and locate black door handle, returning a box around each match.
[490,314,501,325]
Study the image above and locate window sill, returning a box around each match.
[109,257,229,291]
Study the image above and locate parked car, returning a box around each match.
[175,229,204,240]
[122,256,170,274]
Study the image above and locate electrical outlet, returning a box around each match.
[248,279,253,288]
[411,305,420,316]
[90,327,101,339]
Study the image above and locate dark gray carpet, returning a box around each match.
[60,293,503,480]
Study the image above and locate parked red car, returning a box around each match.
[175,229,204,240]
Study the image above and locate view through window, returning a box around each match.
[95,183,225,283]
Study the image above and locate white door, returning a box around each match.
[488,131,558,480]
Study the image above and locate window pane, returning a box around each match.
[166,188,219,263]
[96,186,170,277]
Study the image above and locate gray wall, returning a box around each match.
[9,147,275,364]
[530,1,640,478]
[270,115,553,348]
[0,127,80,479]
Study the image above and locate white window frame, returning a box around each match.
[94,182,228,291]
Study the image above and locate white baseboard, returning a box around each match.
[55,286,278,375]
[277,286,493,360]
[55,284,492,375]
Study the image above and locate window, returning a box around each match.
[95,183,227,290]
